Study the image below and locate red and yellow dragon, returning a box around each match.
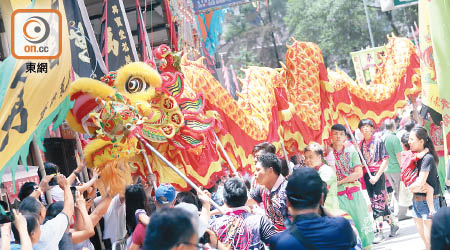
[67,36,420,193]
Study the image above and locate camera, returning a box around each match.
[0,212,14,224]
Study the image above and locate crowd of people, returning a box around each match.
[0,112,449,250]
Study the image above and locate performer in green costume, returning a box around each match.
[325,124,374,248]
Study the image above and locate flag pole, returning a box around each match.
[135,134,225,214]
[342,116,373,178]
[280,140,291,172]
[139,141,158,190]
[75,133,90,183]
[213,132,240,178]
[362,0,375,47]
[32,135,53,205]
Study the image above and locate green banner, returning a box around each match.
[428,0,450,158]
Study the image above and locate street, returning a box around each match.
[373,192,449,250]
[373,218,425,250]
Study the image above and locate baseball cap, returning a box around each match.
[286,168,323,208]
[155,183,176,205]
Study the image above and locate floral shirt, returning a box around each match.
[360,136,389,173]
[250,175,288,232]
[209,207,277,250]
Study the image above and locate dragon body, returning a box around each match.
[67,36,421,192]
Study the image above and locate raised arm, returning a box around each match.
[58,174,74,219]
[71,191,95,244]
[89,196,112,227]
[75,173,98,193]
[1,222,11,250]
[13,210,33,250]
[30,175,52,199]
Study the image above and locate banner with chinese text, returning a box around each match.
[99,0,138,71]
[64,0,106,79]
[428,0,450,154]
[0,0,72,189]
[419,0,440,115]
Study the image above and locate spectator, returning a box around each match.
[209,177,277,249]
[304,142,339,211]
[175,191,201,211]
[408,126,442,249]
[269,168,357,249]
[19,174,74,249]
[43,202,74,250]
[44,190,100,250]
[280,159,292,177]
[18,182,38,202]
[144,207,198,250]
[397,120,415,142]
[126,184,151,250]
[253,142,276,162]
[18,175,53,202]
[37,162,83,205]
[430,207,450,250]
[102,192,126,249]
[208,180,225,209]
[248,153,289,232]
[75,195,112,250]
[383,118,410,221]
[154,184,177,209]
[9,210,37,249]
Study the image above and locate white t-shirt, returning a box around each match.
[35,212,69,249]
[40,185,65,206]
[103,195,126,243]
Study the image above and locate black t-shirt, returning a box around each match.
[415,153,442,196]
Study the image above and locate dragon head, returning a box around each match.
[67,62,162,136]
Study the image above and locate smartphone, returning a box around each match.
[70,186,77,203]
[0,212,14,224]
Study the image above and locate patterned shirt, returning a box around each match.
[250,175,288,232]
[325,145,362,182]
[209,207,277,250]
[360,136,389,173]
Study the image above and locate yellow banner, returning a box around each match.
[0,0,72,172]
[419,0,440,113]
